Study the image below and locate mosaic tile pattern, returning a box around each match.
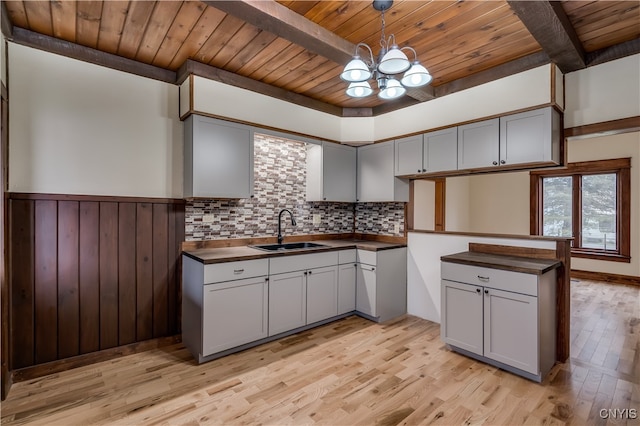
[185,133,403,241]
[355,202,406,236]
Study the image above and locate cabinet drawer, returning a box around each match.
[204,259,269,284]
[441,262,537,297]
[270,251,339,275]
[357,249,377,266]
[338,249,357,264]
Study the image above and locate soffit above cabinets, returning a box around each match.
[3,1,639,115]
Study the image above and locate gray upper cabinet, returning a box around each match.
[307,142,357,202]
[457,118,500,170]
[395,128,458,176]
[357,140,409,202]
[394,134,423,176]
[184,115,254,199]
[499,107,560,166]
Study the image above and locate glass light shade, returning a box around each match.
[401,62,432,88]
[378,78,406,99]
[377,46,411,75]
[346,81,373,98]
[340,56,372,82]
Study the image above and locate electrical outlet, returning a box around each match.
[394,223,400,234]
[313,214,321,225]
[202,214,215,223]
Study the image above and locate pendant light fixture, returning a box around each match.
[341,0,432,100]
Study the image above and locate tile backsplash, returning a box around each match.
[185,133,404,241]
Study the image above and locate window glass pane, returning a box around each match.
[581,173,617,250]
[542,177,573,238]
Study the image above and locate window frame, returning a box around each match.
[530,158,631,262]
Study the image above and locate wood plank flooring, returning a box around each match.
[1,279,638,425]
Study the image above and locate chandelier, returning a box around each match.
[340,0,432,100]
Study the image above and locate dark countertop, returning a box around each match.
[184,239,406,264]
[440,251,561,275]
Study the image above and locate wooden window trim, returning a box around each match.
[530,158,631,262]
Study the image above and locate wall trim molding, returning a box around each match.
[571,269,640,287]
[564,116,640,139]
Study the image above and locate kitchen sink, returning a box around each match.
[251,242,327,251]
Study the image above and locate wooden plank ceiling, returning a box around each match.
[3,0,639,115]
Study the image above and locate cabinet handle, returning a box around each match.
[422,168,426,172]
[477,275,490,282]
[372,267,375,271]
[308,270,313,274]
[418,169,421,173]
[492,161,498,166]
[265,277,269,282]
[500,160,506,164]
[233,269,244,274]
[476,288,481,294]
[484,289,489,295]
[304,271,308,275]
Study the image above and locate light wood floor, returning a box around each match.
[1,279,638,425]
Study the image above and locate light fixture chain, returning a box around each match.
[380,9,386,50]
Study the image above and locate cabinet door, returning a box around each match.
[457,118,499,170]
[323,143,357,202]
[202,277,268,356]
[356,264,376,317]
[394,135,423,175]
[269,271,307,336]
[484,287,538,374]
[441,280,483,356]
[424,127,457,173]
[306,266,338,324]
[500,107,556,166]
[187,115,254,198]
[338,263,357,314]
[357,141,394,202]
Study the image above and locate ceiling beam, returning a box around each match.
[204,0,355,64]
[586,37,640,67]
[507,0,585,73]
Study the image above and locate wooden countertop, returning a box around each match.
[440,251,561,275]
[183,239,406,264]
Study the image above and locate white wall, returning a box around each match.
[9,43,183,198]
[565,54,640,127]
[445,176,471,232]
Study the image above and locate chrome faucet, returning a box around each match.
[277,209,296,244]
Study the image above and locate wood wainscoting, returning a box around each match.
[7,193,185,373]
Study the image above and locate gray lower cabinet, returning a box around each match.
[441,261,556,382]
[182,256,269,362]
[355,248,407,322]
[306,266,339,324]
[337,251,357,315]
[203,276,268,356]
[269,270,307,335]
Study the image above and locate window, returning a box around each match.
[530,158,631,262]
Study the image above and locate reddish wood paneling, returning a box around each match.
[7,194,185,371]
[79,202,100,355]
[34,200,57,364]
[57,201,80,359]
[136,203,153,342]
[9,200,34,369]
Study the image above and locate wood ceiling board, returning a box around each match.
[261,49,318,86]
[195,13,245,66]
[50,0,76,42]
[22,1,52,35]
[76,1,103,50]
[246,42,305,82]
[117,0,156,59]
[235,37,294,77]
[161,1,213,70]
[4,1,27,29]
[224,30,280,74]
[135,1,183,64]
[97,1,129,55]
[209,23,263,70]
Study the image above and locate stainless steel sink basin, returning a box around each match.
[251,242,327,251]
